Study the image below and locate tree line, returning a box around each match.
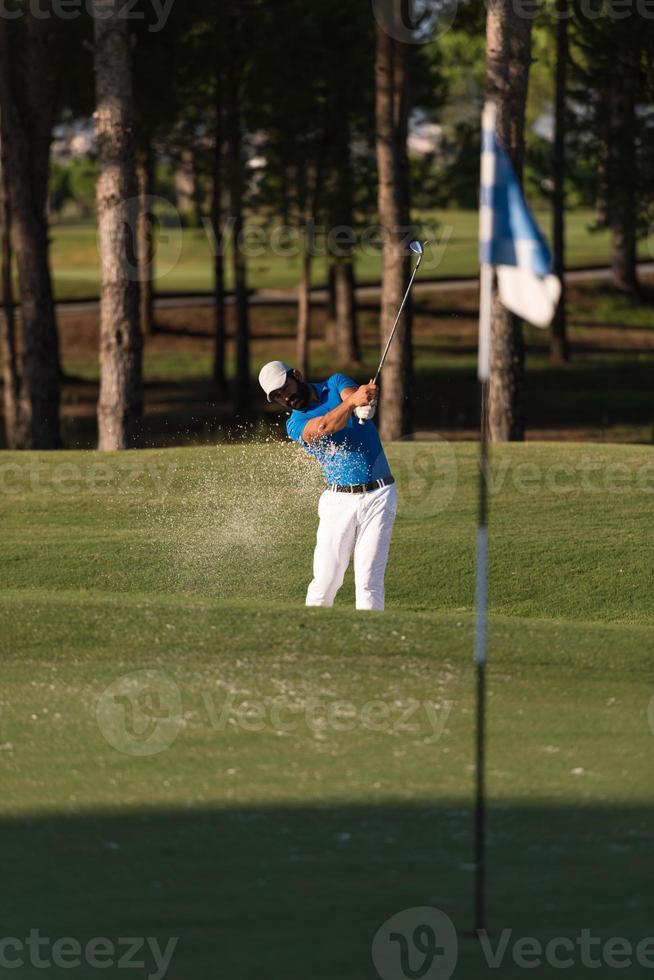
[0,0,652,450]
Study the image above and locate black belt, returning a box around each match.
[327,476,395,494]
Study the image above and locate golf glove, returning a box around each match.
[355,402,377,422]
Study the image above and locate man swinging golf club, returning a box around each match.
[259,240,427,612]
[259,362,396,611]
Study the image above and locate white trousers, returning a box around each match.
[306,484,398,611]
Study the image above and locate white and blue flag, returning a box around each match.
[479,101,561,331]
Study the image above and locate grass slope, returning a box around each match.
[1,443,653,978]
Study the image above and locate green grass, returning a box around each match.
[1,443,653,977]
[567,282,654,329]
[44,209,653,300]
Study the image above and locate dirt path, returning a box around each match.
[55,263,654,315]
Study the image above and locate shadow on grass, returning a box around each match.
[32,347,654,450]
[412,358,654,436]
[2,802,652,979]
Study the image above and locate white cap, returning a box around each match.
[259,360,291,402]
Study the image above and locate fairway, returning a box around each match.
[1,442,653,978]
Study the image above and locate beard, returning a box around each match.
[288,381,312,410]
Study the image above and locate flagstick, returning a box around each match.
[474,267,491,937]
[474,100,497,937]
[473,98,559,935]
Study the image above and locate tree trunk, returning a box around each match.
[212,76,227,393]
[324,261,337,349]
[550,0,569,364]
[225,16,250,417]
[607,31,640,295]
[611,224,639,295]
[175,147,196,219]
[0,15,61,449]
[280,163,290,227]
[137,139,155,338]
[192,148,204,230]
[334,259,360,368]
[295,182,324,381]
[485,0,534,442]
[296,245,311,379]
[327,107,360,371]
[0,118,19,447]
[375,17,413,441]
[294,114,326,380]
[595,135,609,227]
[93,0,143,450]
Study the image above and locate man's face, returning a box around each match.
[270,371,313,410]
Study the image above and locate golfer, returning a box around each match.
[259,360,397,611]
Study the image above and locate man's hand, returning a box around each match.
[355,402,377,422]
[348,380,378,408]
[302,380,378,443]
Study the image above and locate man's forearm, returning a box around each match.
[320,397,355,435]
[313,396,355,438]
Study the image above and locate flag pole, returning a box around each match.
[474,100,497,936]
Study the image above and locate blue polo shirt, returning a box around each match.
[286,373,392,486]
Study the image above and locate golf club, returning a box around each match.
[358,239,430,424]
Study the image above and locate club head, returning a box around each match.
[409,240,423,255]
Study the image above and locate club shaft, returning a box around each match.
[373,252,423,384]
